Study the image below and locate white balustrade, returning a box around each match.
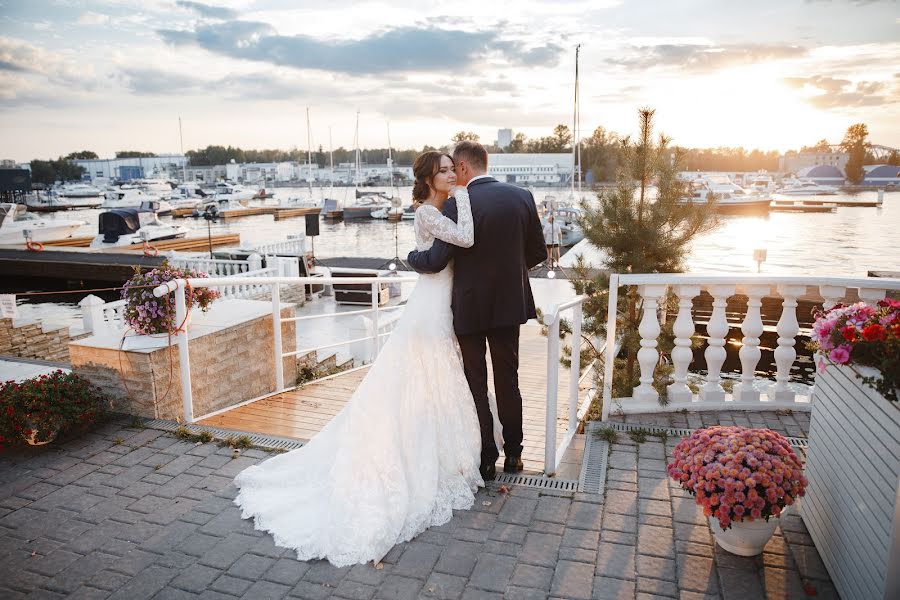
[859,287,888,307]
[772,284,806,402]
[818,284,846,310]
[699,284,735,403]
[733,285,769,403]
[667,285,700,403]
[635,285,666,402]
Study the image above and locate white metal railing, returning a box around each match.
[152,275,415,424]
[542,295,596,476]
[250,236,306,255]
[600,273,900,420]
[79,296,127,335]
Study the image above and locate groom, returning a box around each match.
[407,141,547,480]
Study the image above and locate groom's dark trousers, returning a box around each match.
[407,177,546,466]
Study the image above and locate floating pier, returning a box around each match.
[172,206,277,219]
[273,206,321,221]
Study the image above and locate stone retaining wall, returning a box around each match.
[0,318,87,363]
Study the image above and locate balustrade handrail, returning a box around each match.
[617,273,900,289]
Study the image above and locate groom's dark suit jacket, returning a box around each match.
[407,176,547,336]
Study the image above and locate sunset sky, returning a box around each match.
[1,0,898,162]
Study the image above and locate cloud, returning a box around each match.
[175,1,238,20]
[77,12,110,26]
[0,37,98,104]
[116,66,206,95]
[608,43,807,72]
[158,20,564,74]
[784,75,899,108]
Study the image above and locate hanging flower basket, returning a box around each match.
[122,260,219,336]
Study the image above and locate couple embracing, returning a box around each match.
[234,141,547,567]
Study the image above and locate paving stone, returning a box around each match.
[528,521,565,536]
[636,555,676,581]
[177,533,221,558]
[331,579,377,600]
[346,563,387,586]
[639,499,672,517]
[607,469,637,484]
[452,527,489,543]
[469,553,516,592]
[227,553,275,580]
[788,543,830,580]
[519,532,562,567]
[303,560,351,586]
[717,566,764,600]
[44,551,119,594]
[106,565,177,600]
[511,563,554,590]
[561,528,600,550]
[147,586,197,600]
[601,513,637,534]
[671,498,705,525]
[673,521,712,544]
[534,497,571,524]
[498,497,538,526]
[550,560,594,600]
[65,587,111,600]
[608,452,637,471]
[210,574,253,596]
[503,586,549,600]
[559,546,597,564]
[676,555,719,595]
[567,502,604,531]
[489,522,527,544]
[603,490,638,515]
[197,533,258,569]
[636,576,679,598]
[240,580,291,599]
[22,548,83,577]
[288,581,332,600]
[595,543,635,580]
[459,588,503,600]
[637,525,674,558]
[591,576,635,600]
[418,572,467,599]
[374,574,423,600]
[435,540,481,577]
[394,541,442,579]
[483,539,519,557]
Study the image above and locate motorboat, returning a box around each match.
[168,183,210,210]
[211,182,257,203]
[137,178,176,197]
[140,199,173,216]
[775,178,838,196]
[0,203,86,244]
[25,192,101,212]
[56,182,104,199]
[89,207,188,249]
[678,176,772,215]
[343,191,392,220]
[541,205,584,247]
[743,172,776,194]
[104,186,160,208]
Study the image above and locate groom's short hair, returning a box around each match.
[453,141,488,173]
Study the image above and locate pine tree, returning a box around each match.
[840,123,868,185]
[566,108,720,414]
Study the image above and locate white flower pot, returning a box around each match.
[708,514,780,556]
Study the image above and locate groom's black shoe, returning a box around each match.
[503,456,524,474]
[480,463,496,482]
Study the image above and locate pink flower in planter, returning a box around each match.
[828,345,851,364]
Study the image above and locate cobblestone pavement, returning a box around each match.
[0,412,837,599]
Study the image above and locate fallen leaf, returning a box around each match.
[481,500,492,507]
[374,562,384,570]
[803,582,818,596]
[499,485,509,494]
[30,550,37,557]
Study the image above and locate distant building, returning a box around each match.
[497,129,513,150]
[780,151,848,176]
[0,169,31,202]
[796,165,845,185]
[185,165,227,182]
[0,159,17,169]
[487,153,573,186]
[72,154,188,182]
[863,164,900,186]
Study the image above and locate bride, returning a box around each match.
[234,151,486,567]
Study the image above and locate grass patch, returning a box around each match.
[224,435,253,450]
[112,436,124,445]
[628,428,649,444]
[174,425,215,444]
[128,415,145,429]
[594,426,619,444]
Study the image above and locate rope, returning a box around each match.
[142,241,159,257]
[13,284,159,297]
[25,240,44,252]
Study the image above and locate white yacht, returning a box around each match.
[56,182,104,199]
[679,176,772,215]
[89,207,188,249]
[541,205,584,247]
[103,187,160,208]
[775,178,839,196]
[743,172,776,194]
[0,203,86,244]
[211,182,257,204]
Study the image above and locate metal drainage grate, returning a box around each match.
[595,421,809,449]
[142,419,306,451]
[579,433,609,495]
[494,473,579,492]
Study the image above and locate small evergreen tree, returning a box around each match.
[566,108,720,415]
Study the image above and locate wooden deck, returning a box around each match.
[199,323,590,474]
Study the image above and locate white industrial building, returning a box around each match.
[73,154,188,182]
[497,129,513,150]
[779,151,849,175]
[486,153,573,186]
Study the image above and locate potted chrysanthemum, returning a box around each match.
[668,426,807,556]
[122,261,220,336]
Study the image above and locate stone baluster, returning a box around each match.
[699,285,736,403]
[858,287,887,307]
[818,284,846,310]
[734,285,770,403]
[772,284,807,402]
[667,285,700,403]
[634,284,667,402]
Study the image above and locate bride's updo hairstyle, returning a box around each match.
[412,151,453,203]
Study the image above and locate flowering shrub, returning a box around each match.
[122,261,220,335]
[668,426,807,530]
[0,371,110,449]
[810,299,899,402]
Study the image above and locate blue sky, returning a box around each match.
[1,0,898,161]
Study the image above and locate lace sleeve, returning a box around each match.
[416,188,474,248]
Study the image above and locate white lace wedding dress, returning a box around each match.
[233,189,484,567]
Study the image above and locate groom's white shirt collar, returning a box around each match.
[466,174,491,187]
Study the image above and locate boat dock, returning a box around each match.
[273,206,321,221]
[172,206,277,219]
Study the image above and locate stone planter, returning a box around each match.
[708,515,780,556]
[804,361,900,600]
[23,422,60,446]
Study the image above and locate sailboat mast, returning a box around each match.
[576,44,582,194]
[306,107,313,197]
[387,121,395,198]
[354,110,361,188]
[329,126,334,194]
[178,117,187,183]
